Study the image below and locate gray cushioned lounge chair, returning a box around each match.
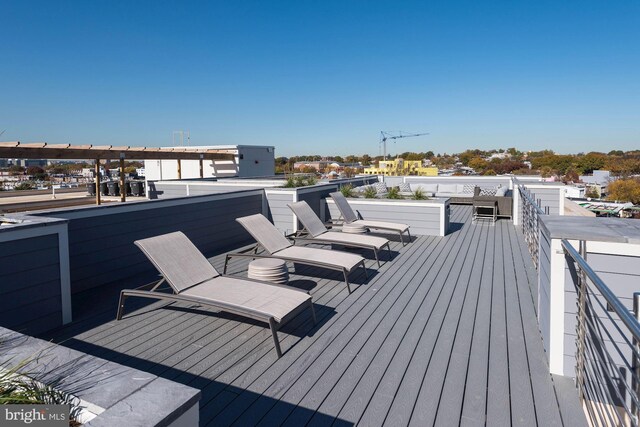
[228,214,367,293]
[329,192,411,245]
[288,201,391,267]
[116,231,315,358]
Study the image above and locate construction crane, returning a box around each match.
[380,131,429,160]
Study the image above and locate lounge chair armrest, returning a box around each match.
[225,275,312,295]
[290,236,321,246]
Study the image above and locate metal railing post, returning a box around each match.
[576,240,587,406]
[634,292,640,422]
[562,239,640,426]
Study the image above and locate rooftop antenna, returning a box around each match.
[172,130,191,146]
[379,131,429,160]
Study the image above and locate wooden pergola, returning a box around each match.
[0,142,237,205]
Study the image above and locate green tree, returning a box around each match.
[575,152,606,174]
[345,155,358,164]
[585,187,600,199]
[531,155,573,175]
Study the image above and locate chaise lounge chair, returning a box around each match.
[287,201,391,267]
[228,213,368,293]
[329,192,412,245]
[116,231,316,357]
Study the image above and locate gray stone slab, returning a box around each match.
[0,326,199,426]
[541,215,640,243]
[84,377,200,427]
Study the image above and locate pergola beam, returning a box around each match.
[0,142,236,161]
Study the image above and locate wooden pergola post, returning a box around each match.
[119,153,126,203]
[199,154,204,178]
[94,158,101,205]
[177,159,182,180]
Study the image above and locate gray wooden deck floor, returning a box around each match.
[46,205,581,426]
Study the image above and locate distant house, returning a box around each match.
[487,152,510,160]
[294,160,336,171]
[363,158,438,176]
[579,170,611,195]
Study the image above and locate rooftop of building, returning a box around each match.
[37,205,582,426]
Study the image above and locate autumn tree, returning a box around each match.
[531,154,574,175]
[343,167,356,177]
[468,157,488,172]
[607,179,640,204]
[562,168,580,184]
[8,165,24,175]
[606,158,640,177]
[299,166,317,174]
[493,160,527,175]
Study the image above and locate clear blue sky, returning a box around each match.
[1,1,638,157]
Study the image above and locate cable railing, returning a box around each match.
[563,239,640,427]
[518,185,548,270]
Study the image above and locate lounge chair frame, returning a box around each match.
[287,201,392,267]
[223,243,367,294]
[226,213,369,293]
[116,233,316,358]
[329,192,412,245]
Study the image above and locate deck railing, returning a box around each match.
[518,185,547,269]
[563,239,640,427]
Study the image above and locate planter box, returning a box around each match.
[0,326,200,426]
[326,197,450,236]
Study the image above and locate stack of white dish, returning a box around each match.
[341,223,368,234]
[248,258,289,285]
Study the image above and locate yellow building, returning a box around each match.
[363,158,438,176]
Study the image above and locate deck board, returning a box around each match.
[43,205,581,426]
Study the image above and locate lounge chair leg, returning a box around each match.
[362,261,368,279]
[344,270,352,293]
[223,254,231,274]
[406,229,411,243]
[116,292,127,320]
[374,248,380,267]
[269,318,283,358]
[387,243,392,261]
[399,231,404,245]
[309,301,317,324]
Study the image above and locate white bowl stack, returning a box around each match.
[248,258,289,285]
[341,223,368,234]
